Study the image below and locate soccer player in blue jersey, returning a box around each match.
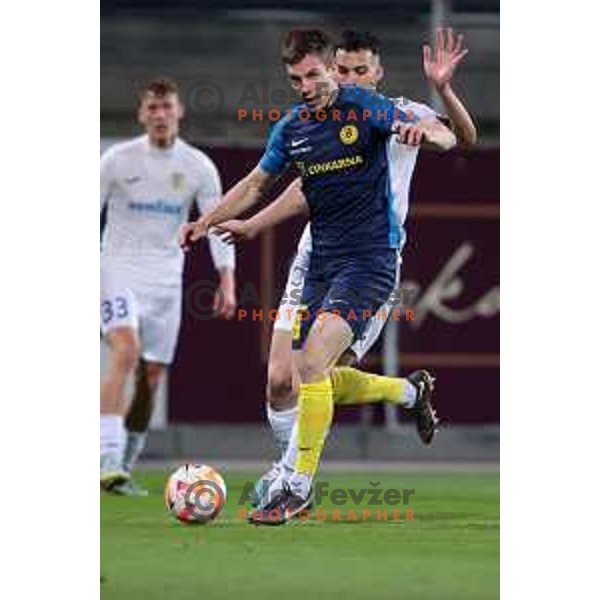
[217,29,477,510]
[181,29,456,524]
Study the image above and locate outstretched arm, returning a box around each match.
[423,28,477,147]
[179,165,276,249]
[215,178,309,244]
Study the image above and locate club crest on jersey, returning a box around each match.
[339,124,359,145]
[171,172,185,191]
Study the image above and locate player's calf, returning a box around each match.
[101,328,140,486]
[106,328,140,376]
[266,328,297,410]
[266,373,295,411]
[122,360,165,478]
[263,329,298,472]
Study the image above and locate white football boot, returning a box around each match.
[100,453,129,490]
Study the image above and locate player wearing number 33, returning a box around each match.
[100,78,236,494]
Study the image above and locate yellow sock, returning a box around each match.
[295,378,334,476]
[331,367,407,406]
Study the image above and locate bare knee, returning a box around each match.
[297,352,327,384]
[108,330,139,375]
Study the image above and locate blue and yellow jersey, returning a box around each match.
[259,86,416,260]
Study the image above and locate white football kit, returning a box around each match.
[275,99,436,360]
[100,135,234,363]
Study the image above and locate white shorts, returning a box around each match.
[274,250,402,361]
[274,250,311,334]
[100,264,182,364]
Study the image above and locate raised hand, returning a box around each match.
[423,28,469,90]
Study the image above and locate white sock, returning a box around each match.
[403,381,417,408]
[266,404,297,458]
[100,414,125,457]
[122,431,147,473]
[281,421,299,472]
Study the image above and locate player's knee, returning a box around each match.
[111,338,139,374]
[297,354,326,384]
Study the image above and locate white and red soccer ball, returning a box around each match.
[165,464,227,524]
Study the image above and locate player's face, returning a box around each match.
[286,54,337,111]
[138,92,183,147]
[334,49,383,90]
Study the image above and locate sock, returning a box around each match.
[281,421,299,472]
[402,381,417,408]
[122,431,148,473]
[266,404,298,458]
[294,378,333,479]
[100,414,125,457]
[331,367,415,407]
[283,414,332,476]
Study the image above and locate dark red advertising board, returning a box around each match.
[171,146,499,424]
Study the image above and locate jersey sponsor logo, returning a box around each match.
[296,154,364,177]
[171,172,185,191]
[128,199,184,216]
[339,124,359,145]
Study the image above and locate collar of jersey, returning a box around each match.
[144,134,180,158]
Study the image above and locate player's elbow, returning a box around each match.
[249,166,273,195]
[437,130,457,151]
[425,124,457,152]
[459,126,477,148]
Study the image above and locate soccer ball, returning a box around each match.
[165,463,227,524]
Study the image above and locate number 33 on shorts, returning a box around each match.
[100,296,131,326]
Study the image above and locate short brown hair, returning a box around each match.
[281,29,334,66]
[139,77,179,101]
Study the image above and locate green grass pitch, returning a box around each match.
[101,468,499,600]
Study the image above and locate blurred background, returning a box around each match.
[101,0,499,464]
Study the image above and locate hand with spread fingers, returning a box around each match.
[423,27,469,91]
